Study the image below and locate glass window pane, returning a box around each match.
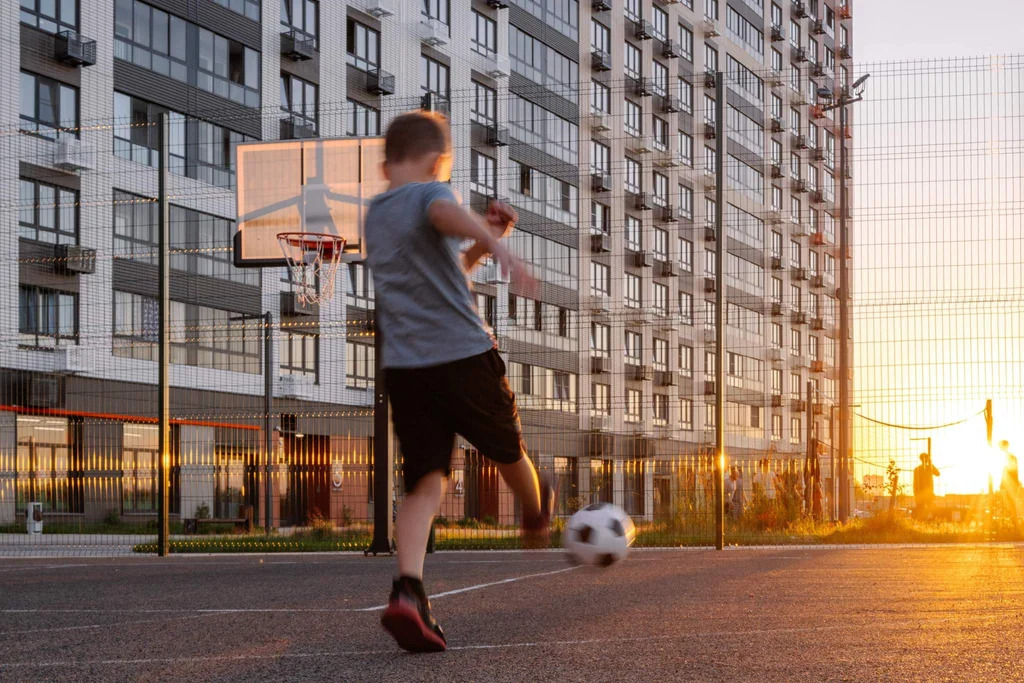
[59,85,76,133]
[20,72,36,120]
[38,185,55,229]
[152,9,167,54]
[133,2,150,47]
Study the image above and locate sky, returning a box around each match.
[849,1,1024,494]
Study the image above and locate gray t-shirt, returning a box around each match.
[364,181,494,369]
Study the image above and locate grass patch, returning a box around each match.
[133,530,373,554]
[0,520,248,536]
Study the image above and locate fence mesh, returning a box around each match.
[1,55,1022,556]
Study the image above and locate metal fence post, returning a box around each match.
[714,72,726,550]
[157,112,170,557]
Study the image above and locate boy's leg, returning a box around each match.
[495,456,541,522]
[395,470,446,579]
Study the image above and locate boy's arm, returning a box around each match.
[461,202,518,272]
[428,200,531,288]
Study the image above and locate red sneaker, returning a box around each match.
[380,577,447,653]
[522,479,555,549]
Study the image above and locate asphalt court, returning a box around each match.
[2,546,1024,681]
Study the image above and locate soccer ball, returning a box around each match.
[563,503,636,567]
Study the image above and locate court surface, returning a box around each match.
[2,546,1023,681]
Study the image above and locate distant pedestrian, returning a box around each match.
[753,459,778,503]
[730,467,745,519]
[999,441,1019,529]
[912,453,940,520]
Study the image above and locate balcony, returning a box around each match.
[631,365,653,382]
[591,172,612,193]
[635,20,654,40]
[590,112,611,132]
[662,40,681,59]
[592,49,612,72]
[54,30,97,67]
[657,204,677,223]
[591,356,610,374]
[360,0,396,17]
[658,260,677,278]
[633,77,652,97]
[281,30,316,61]
[365,69,396,96]
[590,232,611,253]
[420,17,449,47]
[633,250,654,268]
[487,126,510,147]
[634,193,652,211]
[661,95,682,113]
[770,25,785,42]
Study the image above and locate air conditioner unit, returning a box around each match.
[659,260,678,278]
[662,41,681,59]
[791,310,807,325]
[281,30,316,60]
[629,136,654,154]
[793,178,808,193]
[53,346,94,375]
[633,365,653,382]
[793,46,808,63]
[703,71,717,89]
[661,371,678,387]
[592,49,612,72]
[771,301,784,317]
[484,261,509,285]
[769,70,784,87]
[658,314,678,332]
[703,18,719,37]
[810,360,825,373]
[591,414,610,431]
[770,256,783,270]
[658,205,677,223]
[635,20,654,40]
[770,163,783,178]
[281,291,320,317]
[487,126,510,147]
[793,1,808,18]
[54,30,97,67]
[767,210,783,225]
[838,4,852,19]
[792,398,807,412]
[704,328,717,345]
[591,172,612,193]
[54,244,96,274]
[704,381,717,396]
[486,0,510,8]
[361,0,396,17]
[704,276,717,293]
[770,348,785,363]
[791,221,810,237]
[839,45,853,60]
[770,116,784,134]
[812,19,825,35]
[627,307,650,326]
[592,0,612,11]
[812,62,826,78]
[811,232,827,246]
[703,174,717,192]
[420,17,449,46]
[771,393,784,407]
[656,152,680,169]
[54,139,96,172]
[770,25,784,42]
[484,54,510,79]
[795,266,810,281]
[279,373,316,400]
[590,112,611,132]
[589,295,611,314]
[634,250,654,268]
[704,226,716,242]
[662,95,682,113]
[811,318,825,331]
[366,69,396,96]
[704,122,717,139]
[590,232,611,253]
[633,77,652,97]
[634,192,652,211]
[591,356,610,374]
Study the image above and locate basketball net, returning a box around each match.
[277,232,345,306]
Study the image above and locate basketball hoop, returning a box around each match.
[277,232,346,305]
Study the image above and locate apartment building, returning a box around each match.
[0,0,852,528]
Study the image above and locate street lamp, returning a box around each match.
[818,74,869,522]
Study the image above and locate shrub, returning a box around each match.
[103,510,121,527]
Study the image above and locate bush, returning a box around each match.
[481,515,497,527]
[103,510,121,526]
[195,503,211,520]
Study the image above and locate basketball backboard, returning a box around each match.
[233,137,387,268]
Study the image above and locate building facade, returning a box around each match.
[0,0,853,528]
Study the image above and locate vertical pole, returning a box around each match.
[831,405,838,520]
[263,311,273,534]
[157,113,170,556]
[837,102,851,522]
[806,381,815,516]
[713,73,726,550]
[369,323,394,554]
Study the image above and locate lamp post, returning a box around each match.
[818,74,868,523]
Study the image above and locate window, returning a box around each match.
[771,138,783,166]
[679,185,694,219]
[114,1,189,83]
[346,341,375,389]
[625,215,642,251]
[112,290,159,360]
[281,331,317,379]
[790,328,801,356]
[346,100,380,137]
[196,28,261,107]
[789,18,800,46]
[704,0,719,19]
[471,82,497,125]
[19,179,77,245]
[421,55,449,98]
[726,6,764,60]
[790,195,802,224]
[652,173,668,207]
[471,152,497,196]
[652,60,669,96]
[20,72,78,141]
[653,338,668,370]
[790,417,801,444]
[214,0,259,21]
[679,344,693,377]
[625,330,642,364]
[591,141,610,175]
[678,291,694,324]
[653,283,668,316]
[653,394,669,425]
[625,389,642,423]
[771,276,783,302]
[510,27,578,96]
[679,398,694,430]
[591,80,610,114]
[15,417,75,514]
[122,425,159,513]
[771,48,783,72]
[21,0,77,32]
[591,261,610,296]
[512,0,579,40]
[726,55,765,104]
[423,0,449,24]
[471,10,497,57]
[346,19,379,72]
[790,372,801,399]
[476,292,497,329]
[20,286,77,348]
[679,78,694,113]
[591,19,610,53]
[679,132,694,166]
[624,42,641,79]
[625,158,641,194]
[704,43,718,72]
[652,228,669,261]
[591,322,611,357]
[790,63,801,91]
[592,383,611,416]
[624,100,642,137]
[625,273,642,309]
[281,0,317,41]
[727,106,764,155]
[770,321,782,347]
[280,74,317,133]
[651,6,668,40]
[625,0,640,21]
[508,96,580,163]
[679,238,694,272]
[591,202,610,234]
[771,414,782,440]
[679,24,693,60]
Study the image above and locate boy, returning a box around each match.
[364,111,552,653]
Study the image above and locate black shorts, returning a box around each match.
[386,348,525,493]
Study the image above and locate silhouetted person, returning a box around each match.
[729,467,745,519]
[913,453,940,520]
[1000,441,1019,530]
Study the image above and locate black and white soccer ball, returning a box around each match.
[563,503,636,567]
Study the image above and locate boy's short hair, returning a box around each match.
[385,111,450,163]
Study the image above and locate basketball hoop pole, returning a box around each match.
[367,322,394,555]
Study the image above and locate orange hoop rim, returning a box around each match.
[277,232,347,259]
